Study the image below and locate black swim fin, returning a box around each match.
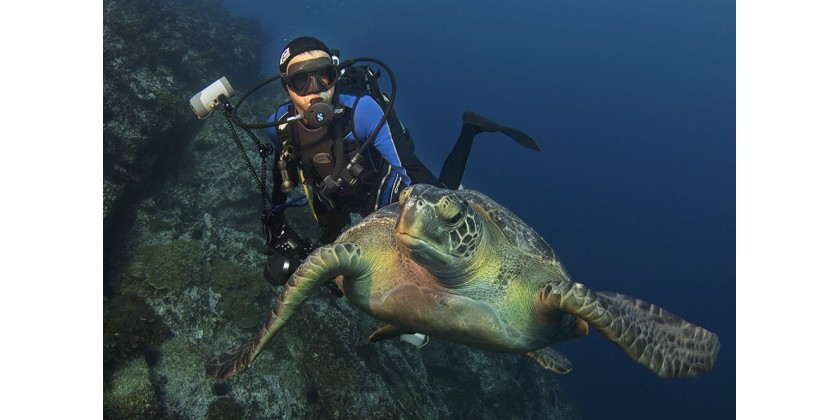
[463,111,542,151]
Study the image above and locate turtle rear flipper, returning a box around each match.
[525,347,573,374]
[541,282,720,379]
[369,324,413,342]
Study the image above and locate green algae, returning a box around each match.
[127,239,206,291]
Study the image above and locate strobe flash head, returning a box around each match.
[189,77,235,119]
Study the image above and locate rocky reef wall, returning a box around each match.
[104,0,267,292]
[103,1,578,418]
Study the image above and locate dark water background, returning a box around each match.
[223,0,735,418]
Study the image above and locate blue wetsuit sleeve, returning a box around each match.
[264,104,289,150]
[349,95,443,208]
[352,96,410,184]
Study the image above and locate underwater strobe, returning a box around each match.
[189,77,235,119]
[187,75,276,212]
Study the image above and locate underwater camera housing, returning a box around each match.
[262,209,315,286]
[189,77,235,119]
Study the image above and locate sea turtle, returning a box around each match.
[206,184,719,380]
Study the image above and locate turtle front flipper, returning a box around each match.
[525,347,574,374]
[539,281,720,379]
[206,341,257,380]
[206,243,369,380]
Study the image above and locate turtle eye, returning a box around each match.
[439,195,467,226]
[445,210,464,226]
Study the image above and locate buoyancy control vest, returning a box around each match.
[282,106,380,193]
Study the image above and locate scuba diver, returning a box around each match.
[261,36,541,290]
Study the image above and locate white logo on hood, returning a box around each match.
[279,48,291,67]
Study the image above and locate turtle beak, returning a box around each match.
[395,211,416,238]
[395,192,423,239]
[395,191,457,266]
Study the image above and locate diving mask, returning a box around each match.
[282,57,340,96]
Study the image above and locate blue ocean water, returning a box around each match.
[224,1,735,418]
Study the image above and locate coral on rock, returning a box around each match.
[125,239,206,291]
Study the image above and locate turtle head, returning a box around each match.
[395,184,483,277]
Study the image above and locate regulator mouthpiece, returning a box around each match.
[286,99,343,128]
[303,100,334,128]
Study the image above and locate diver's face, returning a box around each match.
[286,50,335,115]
